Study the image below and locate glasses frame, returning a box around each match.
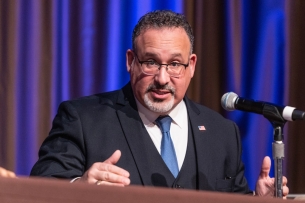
[133,52,189,78]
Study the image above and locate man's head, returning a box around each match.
[132,10,194,54]
[126,10,197,115]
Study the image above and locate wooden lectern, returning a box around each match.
[0,177,296,203]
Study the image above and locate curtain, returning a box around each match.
[1,0,304,192]
[185,0,305,191]
[285,0,305,193]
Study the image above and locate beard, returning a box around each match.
[144,83,176,113]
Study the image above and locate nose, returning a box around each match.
[154,65,170,85]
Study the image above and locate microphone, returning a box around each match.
[221,92,305,121]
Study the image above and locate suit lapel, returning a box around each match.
[184,97,215,190]
[116,85,214,187]
[115,84,173,186]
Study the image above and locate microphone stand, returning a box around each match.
[263,104,286,198]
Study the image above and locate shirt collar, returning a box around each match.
[135,98,186,128]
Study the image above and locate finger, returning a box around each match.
[0,168,6,177]
[101,150,130,178]
[97,162,129,178]
[283,185,289,197]
[82,150,130,185]
[259,156,271,178]
[7,171,16,178]
[282,176,288,185]
[95,170,130,185]
[97,180,126,187]
[81,165,130,185]
[104,150,121,165]
[0,167,16,178]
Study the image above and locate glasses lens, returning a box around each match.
[142,62,159,75]
[140,60,186,77]
[167,64,182,76]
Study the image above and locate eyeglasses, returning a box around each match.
[134,53,189,78]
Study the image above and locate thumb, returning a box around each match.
[104,150,121,165]
[259,156,271,178]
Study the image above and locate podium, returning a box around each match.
[0,177,296,203]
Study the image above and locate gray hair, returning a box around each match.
[132,10,194,54]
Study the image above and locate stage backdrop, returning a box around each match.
[1,0,305,192]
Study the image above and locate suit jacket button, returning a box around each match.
[175,184,183,189]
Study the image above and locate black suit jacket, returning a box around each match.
[31,83,251,193]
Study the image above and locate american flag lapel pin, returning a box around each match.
[198,126,206,131]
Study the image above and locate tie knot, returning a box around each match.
[155,115,172,133]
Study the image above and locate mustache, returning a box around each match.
[146,83,175,94]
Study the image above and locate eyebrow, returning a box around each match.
[142,52,159,58]
[142,52,183,59]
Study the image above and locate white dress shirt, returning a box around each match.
[136,99,188,170]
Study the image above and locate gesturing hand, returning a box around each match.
[255,156,289,198]
[0,167,16,178]
[78,150,130,187]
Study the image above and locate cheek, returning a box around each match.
[130,67,143,88]
[135,80,147,95]
[130,73,152,100]
[172,77,191,100]
[174,84,187,99]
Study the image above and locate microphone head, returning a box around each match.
[221,92,238,111]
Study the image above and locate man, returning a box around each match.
[0,167,16,178]
[31,10,288,196]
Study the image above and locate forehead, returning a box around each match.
[134,27,191,56]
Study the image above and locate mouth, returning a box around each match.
[146,84,175,100]
[152,89,172,94]
[150,90,171,100]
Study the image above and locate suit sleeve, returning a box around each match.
[232,122,253,194]
[30,101,86,179]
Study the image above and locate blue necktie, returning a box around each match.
[155,116,179,178]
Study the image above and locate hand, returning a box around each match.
[78,150,130,187]
[0,167,16,178]
[255,156,289,198]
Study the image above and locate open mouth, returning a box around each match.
[150,90,171,99]
[151,89,172,95]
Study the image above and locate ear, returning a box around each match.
[188,53,197,78]
[126,49,135,73]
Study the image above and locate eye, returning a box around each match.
[145,60,158,66]
[170,62,180,67]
